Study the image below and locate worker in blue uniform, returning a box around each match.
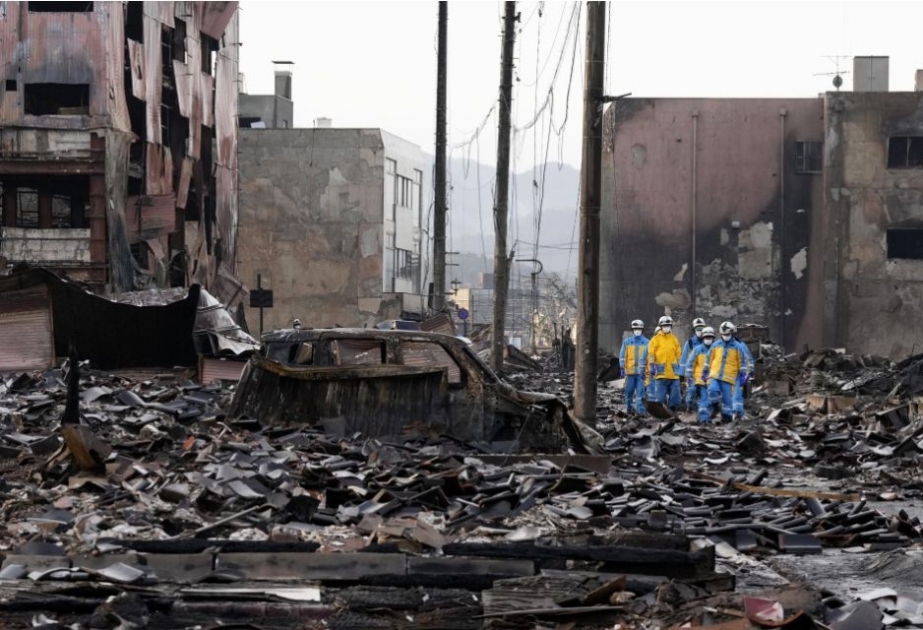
[679,317,707,410]
[618,319,649,415]
[685,326,715,423]
[705,321,750,423]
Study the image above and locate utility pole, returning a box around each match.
[491,1,517,374]
[574,2,606,426]
[433,2,448,311]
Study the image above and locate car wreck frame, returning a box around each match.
[230,328,588,453]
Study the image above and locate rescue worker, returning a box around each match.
[733,333,755,418]
[647,316,682,410]
[705,321,750,423]
[645,326,661,402]
[619,319,649,415]
[679,317,707,410]
[685,326,715,423]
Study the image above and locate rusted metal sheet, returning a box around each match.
[128,40,146,101]
[126,194,178,243]
[145,1,175,28]
[0,283,54,373]
[230,357,447,436]
[214,29,238,169]
[145,143,174,195]
[142,14,163,145]
[215,165,236,265]
[173,59,191,119]
[103,3,131,133]
[176,157,193,209]
[213,260,246,311]
[199,356,245,384]
[420,312,457,337]
[200,1,238,39]
[201,73,215,127]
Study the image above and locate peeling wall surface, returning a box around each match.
[238,129,424,332]
[600,98,826,352]
[824,91,923,357]
[0,2,241,308]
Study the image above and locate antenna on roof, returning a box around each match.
[814,55,850,91]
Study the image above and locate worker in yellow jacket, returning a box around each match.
[646,315,682,410]
[705,321,750,423]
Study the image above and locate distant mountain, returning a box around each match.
[423,154,581,287]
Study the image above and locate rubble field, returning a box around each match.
[2,343,923,629]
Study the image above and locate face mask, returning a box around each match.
[703,338,714,347]
[694,328,704,338]
[721,334,731,342]
[633,330,643,337]
[662,326,672,334]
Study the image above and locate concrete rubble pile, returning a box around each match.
[1,347,923,629]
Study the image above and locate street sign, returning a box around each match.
[249,289,273,308]
[457,307,469,321]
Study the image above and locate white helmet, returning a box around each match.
[701,326,716,338]
[630,319,644,329]
[692,317,706,329]
[658,315,674,327]
[719,321,737,335]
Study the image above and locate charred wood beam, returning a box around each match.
[441,543,715,578]
[96,538,321,554]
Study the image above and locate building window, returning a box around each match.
[28,2,93,11]
[795,141,823,173]
[24,83,90,115]
[386,158,396,175]
[397,176,412,207]
[887,228,923,260]
[888,136,923,169]
[5,80,16,92]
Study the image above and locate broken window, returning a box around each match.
[887,228,923,260]
[28,2,93,11]
[400,341,462,385]
[795,141,823,174]
[24,83,90,115]
[5,80,16,92]
[888,136,923,169]
[332,340,385,366]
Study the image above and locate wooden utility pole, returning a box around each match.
[491,1,517,374]
[574,2,606,426]
[433,2,448,311]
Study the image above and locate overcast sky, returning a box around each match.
[238,1,923,170]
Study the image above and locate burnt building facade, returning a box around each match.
[0,1,242,308]
[602,58,923,358]
[601,97,826,353]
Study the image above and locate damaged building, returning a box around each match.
[0,1,243,311]
[237,94,430,331]
[602,56,923,358]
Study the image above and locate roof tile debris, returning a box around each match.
[2,339,923,627]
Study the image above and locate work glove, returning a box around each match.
[650,365,659,376]
[737,374,749,387]
[620,368,626,379]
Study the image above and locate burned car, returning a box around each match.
[229,328,588,452]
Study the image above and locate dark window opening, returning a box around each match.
[5,80,16,92]
[332,340,385,366]
[795,141,823,174]
[24,83,89,115]
[29,2,93,11]
[16,190,39,228]
[130,242,149,270]
[888,136,923,169]
[887,228,923,260]
[173,19,188,63]
[201,35,218,75]
[238,116,262,128]
[125,2,143,41]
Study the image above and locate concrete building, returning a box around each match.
[0,1,242,308]
[239,67,294,129]
[237,127,429,332]
[601,56,923,358]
